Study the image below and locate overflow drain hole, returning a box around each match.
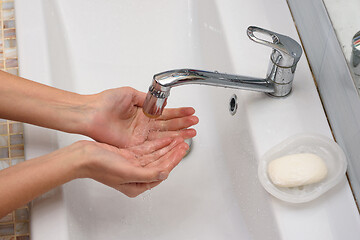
[229,94,238,116]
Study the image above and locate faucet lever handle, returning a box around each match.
[247,26,302,67]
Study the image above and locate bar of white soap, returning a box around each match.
[267,153,328,187]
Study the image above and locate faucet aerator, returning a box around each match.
[142,88,168,118]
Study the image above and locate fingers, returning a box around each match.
[124,165,169,183]
[112,137,189,198]
[148,128,197,140]
[137,137,184,166]
[127,137,173,156]
[158,107,195,120]
[146,141,189,172]
[125,140,188,183]
[119,181,163,198]
[120,141,188,197]
[153,115,199,131]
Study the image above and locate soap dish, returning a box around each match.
[258,134,347,203]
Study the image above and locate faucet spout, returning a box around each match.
[142,69,274,118]
[153,69,274,92]
[142,26,302,118]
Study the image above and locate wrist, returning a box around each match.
[53,93,98,136]
[72,93,101,138]
[66,140,100,180]
[29,142,88,185]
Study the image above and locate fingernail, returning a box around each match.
[158,172,168,180]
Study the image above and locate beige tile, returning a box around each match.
[4,29,15,38]
[0,135,8,147]
[4,39,15,48]
[0,147,9,158]
[16,236,29,240]
[9,123,22,134]
[9,134,23,145]
[5,59,17,68]
[11,158,24,166]
[3,20,15,29]
[0,159,11,169]
[15,222,29,235]
[2,2,14,10]
[3,10,14,21]
[14,209,28,222]
[5,68,17,76]
[0,124,8,135]
[0,224,14,236]
[0,236,15,240]
[0,213,13,223]
[4,48,16,59]
[9,145,22,158]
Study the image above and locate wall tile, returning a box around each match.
[9,146,23,158]
[0,147,9,158]
[2,2,14,10]
[4,48,16,59]
[16,236,29,240]
[0,135,8,147]
[9,123,22,134]
[0,235,15,240]
[14,209,28,222]
[4,29,15,38]
[11,158,24,166]
[0,224,14,236]
[0,213,13,223]
[5,68,16,75]
[0,159,10,169]
[2,10,14,21]
[9,134,22,145]
[15,223,28,235]
[3,20,14,29]
[4,39,15,48]
[0,124,8,135]
[5,59,17,68]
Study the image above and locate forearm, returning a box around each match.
[0,143,84,218]
[0,70,92,134]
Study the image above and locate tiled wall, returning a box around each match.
[0,0,30,239]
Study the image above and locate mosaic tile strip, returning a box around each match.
[0,0,30,239]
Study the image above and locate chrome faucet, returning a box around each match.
[143,26,302,118]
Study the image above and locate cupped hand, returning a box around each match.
[84,87,198,148]
[80,137,189,197]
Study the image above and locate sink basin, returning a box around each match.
[15,0,360,239]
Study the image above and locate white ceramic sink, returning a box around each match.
[15,0,360,239]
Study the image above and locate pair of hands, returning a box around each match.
[0,71,200,217]
[75,87,198,197]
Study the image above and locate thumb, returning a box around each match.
[132,88,147,107]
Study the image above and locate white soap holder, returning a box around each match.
[258,134,347,203]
